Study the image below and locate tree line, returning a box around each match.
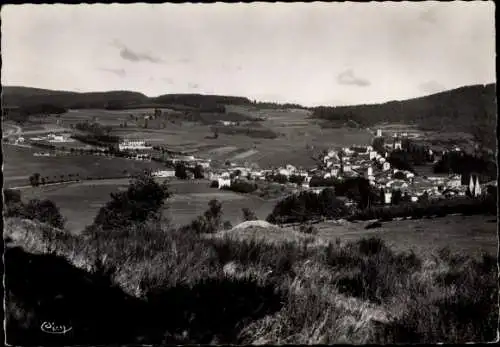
[433,151,496,183]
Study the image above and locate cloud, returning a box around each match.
[419,8,437,24]
[418,80,446,94]
[188,82,199,89]
[111,39,164,64]
[162,77,174,84]
[178,58,191,64]
[98,67,126,78]
[337,69,371,87]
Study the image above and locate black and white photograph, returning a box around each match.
[2,2,498,345]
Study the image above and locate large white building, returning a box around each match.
[152,169,176,177]
[47,133,68,143]
[119,139,151,151]
[218,177,231,189]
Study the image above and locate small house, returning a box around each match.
[218,177,231,189]
[384,191,392,204]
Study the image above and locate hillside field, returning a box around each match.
[3,145,165,188]
[285,215,497,259]
[39,106,373,169]
[18,179,277,233]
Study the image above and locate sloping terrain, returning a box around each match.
[312,84,497,149]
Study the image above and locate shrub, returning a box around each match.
[184,199,224,234]
[267,189,348,224]
[365,221,382,229]
[299,224,318,235]
[377,252,498,343]
[175,163,188,179]
[241,208,258,221]
[193,165,204,179]
[19,199,66,229]
[210,180,219,188]
[223,180,258,194]
[288,174,305,185]
[90,173,171,232]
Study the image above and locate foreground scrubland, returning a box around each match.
[5,213,498,345]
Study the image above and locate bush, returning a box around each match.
[223,180,258,194]
[241,208,258,221]
[365,221,382,229]
[175,163,188,179]
[288,174,305,185]
[210,180,219,188]
[268,174,288,184]
[299,224,318,235]
[193,165,204,179]
[4,189,22,204]
[184,199,224,234]
[267,189,348,224]
[90,173,171,232]
[377,253,498,343]
[23,199,66,229]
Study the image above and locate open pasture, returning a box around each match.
[16,179,277,233]
[37,106,372,170]
[165,180,276,227]
[282,214,497,259]
[20,181,131,233]
[3,144,165,188]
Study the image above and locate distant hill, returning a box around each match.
[311,84,497,149]
[2,86,252,110]
[3,84,496,148]
[152,93,252,109]
[2,86,150,109]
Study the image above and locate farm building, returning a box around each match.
[119,139,151,151]
[152,169,175,178]
[218,177,231,189]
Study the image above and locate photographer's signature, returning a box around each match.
[40,321,72,334]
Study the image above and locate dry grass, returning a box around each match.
[4,215,498,344]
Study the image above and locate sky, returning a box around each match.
[1,2,496,107]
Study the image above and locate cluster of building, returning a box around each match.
[118,139,152,151]
[198,128,492,204]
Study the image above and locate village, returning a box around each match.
[146,128,493,205]
[6,119,495,207]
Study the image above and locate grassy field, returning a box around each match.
[5,213,498,345]
[3,145,165,188]
[17,179,277,233]
[282,215,498,259]
[40,106,373,169]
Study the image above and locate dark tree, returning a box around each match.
[91,173,171,231]
[393,171,406,180]
[185,199,225,234]
[391,190,402,205]
[193,165,204,179]
[242,207,258,221]
[4,189,22,205]
[29,173,41,187]
[24,199,65,229]
[175,163,188,180]
[289,174,306,185]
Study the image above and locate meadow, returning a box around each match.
[281,215,498,259]
[3,144,165,188]
[5,212,498,345]
[18,179,277,233]
[41,106,373,169]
